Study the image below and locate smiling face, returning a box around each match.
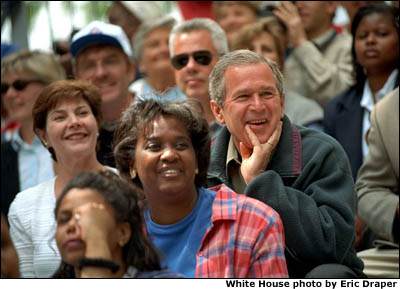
[2,73,45,124]
[140,27,173,75]
[134,115,198,206]
[39,98,99,162]
[55,188,118,266]
[217,3,257,44]
[75,45,134,115]
[211,63,285,150]
[249,31,282,68]
[354,12,399,73]
[172,29,219,102]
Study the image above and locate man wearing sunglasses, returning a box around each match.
[169,18,229,137]
[207,50,365,278]
[70,21,135,167]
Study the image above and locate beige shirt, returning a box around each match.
[226,136,247,195]
[284,29,354,107]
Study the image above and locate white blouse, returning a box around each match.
[8,167,118,278]
[8,177,60,277]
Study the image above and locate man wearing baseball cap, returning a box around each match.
[71,20,135,167]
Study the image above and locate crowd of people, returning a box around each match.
[1,1,399,279]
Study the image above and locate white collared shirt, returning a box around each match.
[360,69,398,159]
[10,130,55,191]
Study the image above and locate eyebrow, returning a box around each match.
[233,85,277,95]
[50,105,88,114]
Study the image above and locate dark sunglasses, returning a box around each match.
[171,50,213,70]
[1,79,43,94]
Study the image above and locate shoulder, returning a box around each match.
[9,178,56,216]
[1,141,16,155]
[325,86,358,110]
[375,87,399,117]
[211,184,281,225]
[128,78,146,95]
[298,125,347,154]
[332,30,352,49]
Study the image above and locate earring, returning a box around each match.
[130,168,136,179]
[195,168,199,175]
[43,141,48,148]
[119,240,125,247]
[96,132,99,138]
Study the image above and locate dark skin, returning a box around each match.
[1,214,20,278]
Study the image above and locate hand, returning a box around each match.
[240,121,282,184]
[273,1,308,48]
[74,202,114,259]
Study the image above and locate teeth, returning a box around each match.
[248,120,266,124]
[67,134,85,140]
[98,83,112,88]
[162,170,180,174]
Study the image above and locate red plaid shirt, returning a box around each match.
[195,184,288,278]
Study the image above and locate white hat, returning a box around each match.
[119,1,162,22]
[70,21,133,58]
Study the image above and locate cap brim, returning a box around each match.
[70,34,123,57]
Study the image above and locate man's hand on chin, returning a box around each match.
[240,121,282,184]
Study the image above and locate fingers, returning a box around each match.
[268,121,283,147]
[240,141,252,160]
[273,1,298,22]
[245,125,260,147]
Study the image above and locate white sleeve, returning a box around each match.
[8,196,36,278]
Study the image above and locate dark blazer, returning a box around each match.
[324,76,399,180]
[1,141,20,216]
[323,86,363,180]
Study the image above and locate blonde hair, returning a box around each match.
[1,50,66,83]
[231,16,286,67]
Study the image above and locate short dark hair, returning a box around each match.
[113,97,210,189]
[32,80,103,161]
[52,170,162,278]
[351,4,400,90]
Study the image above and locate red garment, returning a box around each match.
[177,1,215,20]
[1,121,20,135]
[195,184,288,277]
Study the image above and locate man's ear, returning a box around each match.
[210,100,225,124]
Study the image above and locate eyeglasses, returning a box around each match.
[171,50,213,70]
[1,79,44,94]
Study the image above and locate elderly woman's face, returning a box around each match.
[2,72,45,124]
[40,98,99,162]
[140,27,173,75]
[134,115,198,204]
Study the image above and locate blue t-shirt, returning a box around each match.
[144,188,216,277]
